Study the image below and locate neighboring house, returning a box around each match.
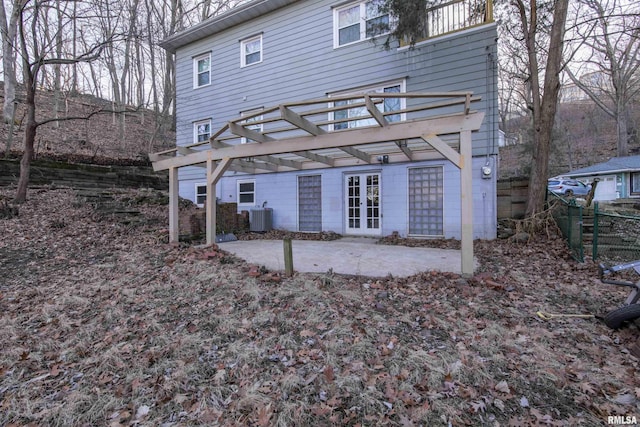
[154,0,499,249]
[564,155,640,201]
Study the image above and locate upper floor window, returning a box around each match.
[241,35,262,67]
[334,0,389,48]
[331,81,405,130]
[194,119,211,143]
[194,53,211,88]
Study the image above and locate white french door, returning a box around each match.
[345,173,381,236]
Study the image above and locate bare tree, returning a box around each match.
[565,0,640,157]
[0,0,23,124]
[503,0,570,216]
[14,0,107,203]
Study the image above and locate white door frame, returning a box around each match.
[344,172,382,236]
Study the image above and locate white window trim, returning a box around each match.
[328,79,406,131]
[195,183,207,207]
[193,53,211,88]
[333,0,390,49]
[193,118,212,144]
[237,179,256,207]
[240,34,263,68]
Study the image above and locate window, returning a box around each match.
[334,0,389,47]
[408,166,443,236]
[195,184,207,207]
[631,173,640,195]
[240,109,263,144]
[241,35,262,67]
[237,180,256,206]
[298,175,322,232]
[331,81,404,130]
[194,119,211,143]
[194,53,211,88]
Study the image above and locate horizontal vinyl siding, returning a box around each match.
[212,158,496,239]
[170,0,498,239]
[173,0,498,152]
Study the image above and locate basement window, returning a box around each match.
[237,179,256,206]
[195,184,207,207]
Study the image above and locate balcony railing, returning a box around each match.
[419,0,493,41]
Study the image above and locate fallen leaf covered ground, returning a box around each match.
[1,187,639,426]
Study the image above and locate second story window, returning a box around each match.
[331,81,405,130]
[194,119,211,143]
[334,0,389,48]
[194,53,211,88]
[241,35,262,67]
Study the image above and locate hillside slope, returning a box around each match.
[0,83,175,165]
[500,100,639,179]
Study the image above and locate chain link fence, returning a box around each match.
[592,202,640,263]
[548,191,584,262]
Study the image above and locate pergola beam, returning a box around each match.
[280,105,326,136]
[340,146,371,163]
[422,133,461,167]
[294,150,335,166]
[395,140,413,160]
[228,121,274,143]
[365,95,388,127]
[153,112,485,171]
[254,155,303,169]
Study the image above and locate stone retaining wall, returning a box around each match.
[0,158,168,190]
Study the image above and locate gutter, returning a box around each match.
[160,0,300,52]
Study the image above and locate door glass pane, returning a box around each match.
[366,174,380,229]
[348,176,360,228]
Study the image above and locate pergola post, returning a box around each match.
[169,167,179,243]
[206,157,234,246]
[422,132,474,276]
[460,130,474,276]
[205,159,217,246]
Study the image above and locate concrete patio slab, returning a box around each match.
[219,237,472,277]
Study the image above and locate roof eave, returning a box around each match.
[567,168,633,177]
[160,0,300,52]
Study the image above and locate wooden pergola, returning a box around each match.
[150,92,485,275]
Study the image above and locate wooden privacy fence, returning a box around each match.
[497,177,528,219]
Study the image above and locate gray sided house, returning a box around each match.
[566,155,640,201]
[154,0,499,253]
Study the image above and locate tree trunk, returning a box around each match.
[0,1,20,124]
[15,80,37,204]
[525,0,569,217]
[617,101,629,157]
